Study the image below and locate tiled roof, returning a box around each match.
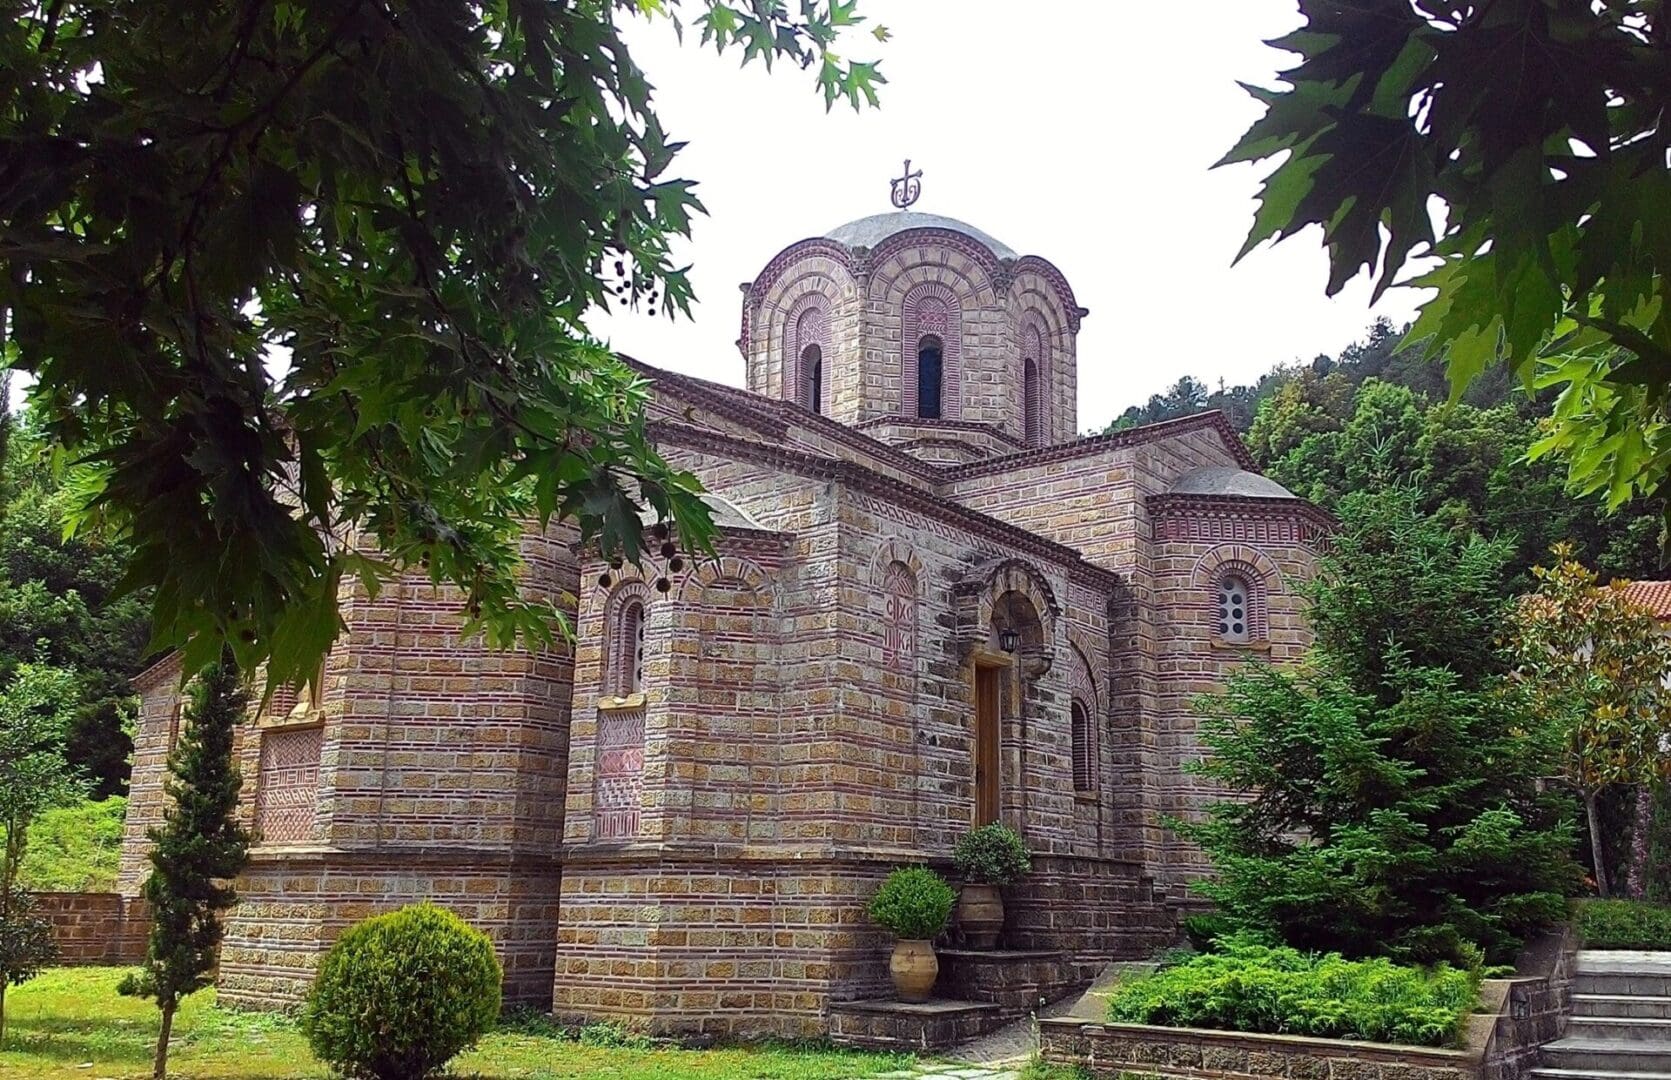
[1622,580,1671,619]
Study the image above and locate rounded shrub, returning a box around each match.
[951,822,1031,886]
[301,904,503,1080]
[868,866,956,940]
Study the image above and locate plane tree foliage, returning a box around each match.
[0,0,883,694]
[1224,1,1671,521]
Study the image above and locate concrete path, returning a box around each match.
[874,960,1153,1076]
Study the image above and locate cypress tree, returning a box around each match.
[119,654,251,1079]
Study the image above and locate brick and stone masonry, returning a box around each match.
[119,208,1325,1036]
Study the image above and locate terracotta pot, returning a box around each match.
[957,883,1004,949]
[889,939,938,1003]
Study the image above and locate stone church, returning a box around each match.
[118,204,1328,1039]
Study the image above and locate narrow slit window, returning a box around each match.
[917,335,943,419]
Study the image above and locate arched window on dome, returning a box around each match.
[917,334,944,420]
[785,300,829,413]
[1022,358,1041,447]
[1021,323,1046,447]
[902,285,959,420]
[801,345,823,415]
[1216,573,1252,644]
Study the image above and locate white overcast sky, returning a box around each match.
[586,0,1426,430]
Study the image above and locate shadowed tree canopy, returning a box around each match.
[1224,2,1671,525]
[0,0,884,692]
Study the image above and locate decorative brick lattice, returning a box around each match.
[881,561,917,672]
[254,727,321,844]
[594,707,644,840]
[1154,513,1310,545]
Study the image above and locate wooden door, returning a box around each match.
[975,665,1001,825]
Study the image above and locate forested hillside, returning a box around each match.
[0,388,151,797]
[1109,319,1663,588]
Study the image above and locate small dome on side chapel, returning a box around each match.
[1169,466,1297,500]
[737,165,1088,464]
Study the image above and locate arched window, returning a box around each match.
[917,334,944,420]
[801,344,823,414]
[609,597,646,695]
[785,299,828,411]
[902,285,959,420]
[1021,321,1047,447]
[1071,700,1095,793]
[1217,574,1251,644]
[1022,358,1041,447]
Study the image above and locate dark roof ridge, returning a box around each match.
[942,410,1257,481]
[648,418,1120,588]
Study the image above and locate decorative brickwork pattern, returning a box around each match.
[254,726,322,844]
[593,706,644,841]
[881,560,917,672]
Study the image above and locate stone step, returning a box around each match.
[1577,952,1671,975]
[1577,975,1671,999]
[1576,995,1671,1020]
[1541,1039,1671,1074]
[1566,1016,1671,1043]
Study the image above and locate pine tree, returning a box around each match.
[1178,490,1580,964]
[119,655,251,1080]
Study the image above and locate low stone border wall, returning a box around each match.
[33,892,149,965]
[1038,1019,1478,1080]
[1039,969,1569,1080]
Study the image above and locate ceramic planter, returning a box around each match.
[957,883,1004,948]
[888,939,938,1002]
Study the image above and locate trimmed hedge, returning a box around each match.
[868,866,955,941]
[301,904,502,1080]
[1578,900,1671,950]
[1106,937,1480,1048]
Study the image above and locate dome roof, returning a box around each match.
[1170,466,1296,499]
[824,211,1017,260]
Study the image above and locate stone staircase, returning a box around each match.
[1532,952,1671,1080]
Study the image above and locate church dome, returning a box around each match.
[1170,466,1296,499]
[824,211,1017,260]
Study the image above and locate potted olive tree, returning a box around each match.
[951,822,1031,949]
[868,866,956,1003]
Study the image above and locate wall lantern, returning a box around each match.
[997,626,1020,654]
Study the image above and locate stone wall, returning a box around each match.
[1039,1021,1478,1080]
[219,853,560,1009]
[33,892,149,965]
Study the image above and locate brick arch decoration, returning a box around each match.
[676,554,777,607]
[1190,544,1281,645]
[738,239,856,358]
[954,556,1060,673]
[1018,310,1052,447]
[601,578,654,696]
[1068,643,1099,792]
[783,293,831,412]
[901,281,963,420]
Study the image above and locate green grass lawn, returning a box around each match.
[0,968,917,1080]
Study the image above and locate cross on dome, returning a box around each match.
[889,158,922,210]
